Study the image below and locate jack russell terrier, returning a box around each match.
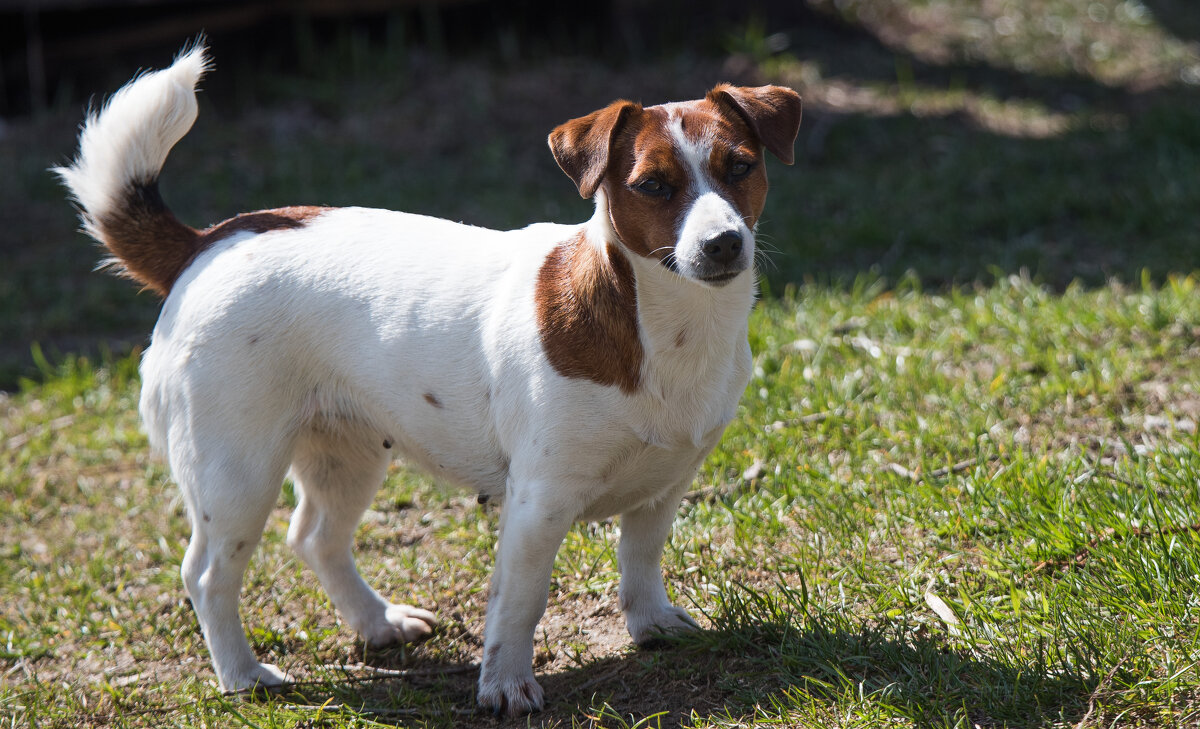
[57,43,801,715]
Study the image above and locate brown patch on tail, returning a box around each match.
[97,182,327,296]
[93,180,200,297]
[535,232,643,394]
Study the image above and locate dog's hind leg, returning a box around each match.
[177,440,293,693]
[286,429,436,648]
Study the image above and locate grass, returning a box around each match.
[3,0,1200,726]
[5,276,1200,727]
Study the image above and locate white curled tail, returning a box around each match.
[54,41,211,296]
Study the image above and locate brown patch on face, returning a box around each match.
[705,109,771,227]
[548,100,640,199]
[603,103,772,271]
[549,86,798,278]
[707,85,803,165]
[600,106,690,268]
[535,232,643,394]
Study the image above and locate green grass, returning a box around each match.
[4,276,1200,727]
[3,0,1200,725]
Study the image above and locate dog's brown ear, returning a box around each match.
[549,100,640,199]
[709,85,802,165]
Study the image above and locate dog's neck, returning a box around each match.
[583,188,757,360]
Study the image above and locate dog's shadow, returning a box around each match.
[271,611,1101,728]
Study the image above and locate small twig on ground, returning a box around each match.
[885,455,1001,483]
[887,462,920,481]
[277,701,477,719]
[682,483,737,504]
[1094,468,1170,497]
[797,411,836,424]
[1073,655,1129,729]
[1031,522,1200,574]
[87,664,482,722]
[319,662,478,678]
[5,414,76,450]
[79,698,209,720]
[684,456,772,504]
[278,662,479,691]
[562,664,626,700]
[766,410,839,431]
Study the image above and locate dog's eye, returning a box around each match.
[729,161,753,179]
[635,178,670,197]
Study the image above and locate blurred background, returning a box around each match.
[2,0,1198,389]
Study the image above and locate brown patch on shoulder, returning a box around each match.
[423,392,444,409]
[536,233,643,394]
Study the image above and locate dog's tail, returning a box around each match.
[55,41,210,296]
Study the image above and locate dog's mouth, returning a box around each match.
[657,254,748,287]
[698,270,745,286]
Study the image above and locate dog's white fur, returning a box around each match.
[55,44,209,264]
[58,45,798,715]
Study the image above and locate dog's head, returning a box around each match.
[549,85,801,287]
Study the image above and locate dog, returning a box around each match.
[56,43,801,716]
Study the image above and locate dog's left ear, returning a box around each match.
[708,85,803,165]
[549,100,641,199]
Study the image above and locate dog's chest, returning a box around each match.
[573,344,750,520]
[575,433,717,521]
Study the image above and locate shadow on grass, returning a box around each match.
[263,604,1099,728]
[754,8,1200,290]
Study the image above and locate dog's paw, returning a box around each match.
[626,604,700,646]
[221,661,288,695]
[363,604,437,646]
[477,672,545,717]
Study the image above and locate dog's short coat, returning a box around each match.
[57,44,801,715]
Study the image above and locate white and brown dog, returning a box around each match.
[57,44,800,715]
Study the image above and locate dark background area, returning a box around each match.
[1,0,1199,388]
[1,0,829,117]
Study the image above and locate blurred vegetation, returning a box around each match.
[1,0,1199,387]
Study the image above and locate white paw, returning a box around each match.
[362,603,437,646]
[221,661,288,694]
[477,671,545,717]
[626,604,700,645]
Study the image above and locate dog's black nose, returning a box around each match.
[701,231,744,265]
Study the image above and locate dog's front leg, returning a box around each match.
[476,484,574,716]
[619,482,699,645]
